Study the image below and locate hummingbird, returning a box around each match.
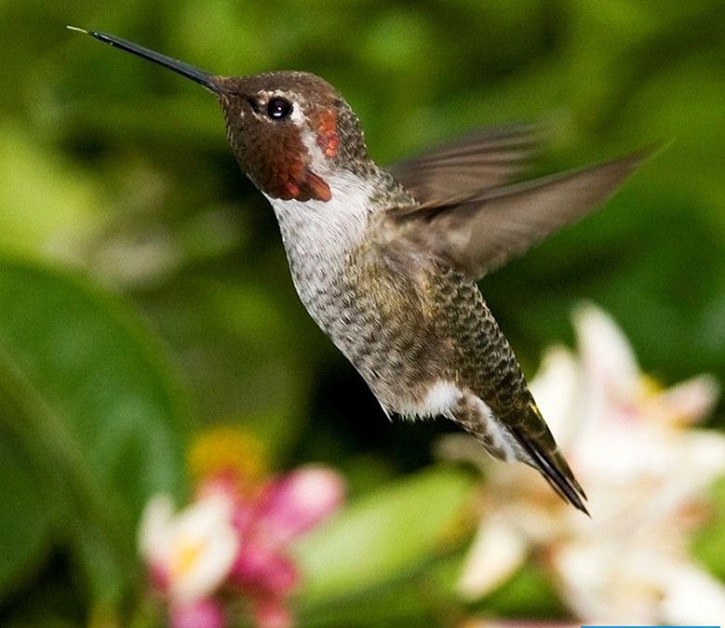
[72,27,648,514]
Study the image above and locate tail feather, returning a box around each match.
[445,388,588,513]
[511,426,589,515]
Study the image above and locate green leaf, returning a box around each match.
[0,256,191,604]
[0,122,102,261]
[295,467,475,606]
[297,578,442,628]
[0,435,53,597]
[693,476,725,580]
[477,563,568,619]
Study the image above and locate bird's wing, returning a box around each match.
[388,124,541,205]
[391,150,649,280]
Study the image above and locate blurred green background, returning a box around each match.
[0,0,723,625]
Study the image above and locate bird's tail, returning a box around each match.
[510,420,589,515]
[450,392,589,514]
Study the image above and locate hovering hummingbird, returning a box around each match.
[72,27,649,514]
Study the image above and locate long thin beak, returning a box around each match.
[68,26,227,93]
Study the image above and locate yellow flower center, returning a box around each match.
[171,539,205,579]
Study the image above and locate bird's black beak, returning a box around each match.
[68,26,228,94]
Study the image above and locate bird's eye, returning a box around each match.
[266,97,293,120]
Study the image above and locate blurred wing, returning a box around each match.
[393,150,649,280]
[388,124,541,204]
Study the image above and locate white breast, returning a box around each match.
[263,171,377,321]
[264,170,374,262]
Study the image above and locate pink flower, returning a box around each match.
[139,461,345,628]
[170,598,226,628]
[229,466,346,626]
[254,467,347,544]
[138,492,240,606]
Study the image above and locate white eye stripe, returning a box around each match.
[288,103,305,125]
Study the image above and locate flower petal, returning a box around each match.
[139,492,241,605]
[231,542,299,595]
[574,303,640,403]
[170,598,226,628]
[661,562,725,623]
[138,493,175,568]
[169,493,241,603]
[647,374,720,426]
[256,466,345,543]
[458,516,527,599]
[529,346,581,445]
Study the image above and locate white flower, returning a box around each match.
[139,491,240,604]
[451,304,725,623]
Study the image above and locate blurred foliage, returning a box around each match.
[0,0,723,625]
